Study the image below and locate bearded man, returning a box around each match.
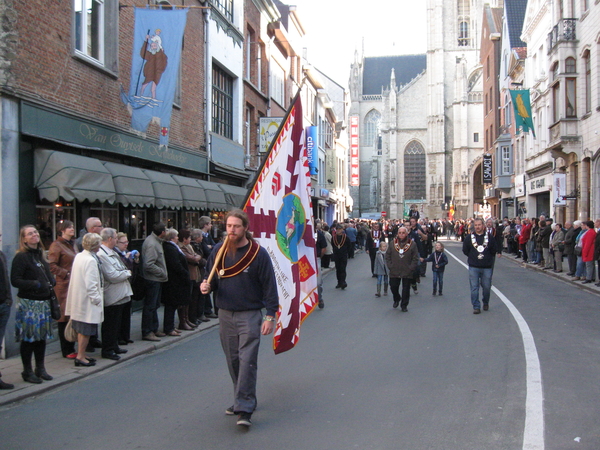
[385,227,419,312]
[140,32,168,99]
[201,210,278,428]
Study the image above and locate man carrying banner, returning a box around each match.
[200,209,278,428]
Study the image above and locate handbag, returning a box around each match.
[64,319,78,342]
[575,246,582,257]
[48,287,61,320]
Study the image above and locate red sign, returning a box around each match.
[381,211,387,217]
[350,116,359,186]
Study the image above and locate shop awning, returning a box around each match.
[171,174,207,210]
[196,180,229,211]
[103,162,154,208]
[142,170,183,210]
[219,184,249,209]
[34,149,116,204]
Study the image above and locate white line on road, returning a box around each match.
[446,250,544,450]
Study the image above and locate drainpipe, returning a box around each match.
[202,2,212,180]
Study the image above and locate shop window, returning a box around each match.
[36,199,76,249]
[90,204,118,229]
[184,211,200,229]
[130,209,147,240]
[160,210,178,230]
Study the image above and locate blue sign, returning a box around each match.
[306,126,318,176]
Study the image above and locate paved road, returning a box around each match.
[2,241,599,449]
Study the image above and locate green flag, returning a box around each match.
[510,89,536,138]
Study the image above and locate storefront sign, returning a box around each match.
[306,126,318,176]
[514,174,525,197]
[553,173,566,206]
[21,103,208,173]
[482,154,493,184]
[349,116,359,186]
[528,174,552,195]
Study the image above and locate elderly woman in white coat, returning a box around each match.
[97,228,132,361]
[65,233,103,367]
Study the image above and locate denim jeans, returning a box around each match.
[142,280,162,336]
[468,266,493,310]
[432,271,444,293]
[575,257,586,278]
[376,274,388,287]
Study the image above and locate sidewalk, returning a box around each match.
[441,236,600,295]
[0,307,219,407]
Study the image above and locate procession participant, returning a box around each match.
[373,241,389,297]
[462,217,499,314]
[421,241,448,296]
[332,224,351,289]
[366,222,383,277]
[385,227,419,312]
[200,210,278,428]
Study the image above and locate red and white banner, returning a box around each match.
[244,95,318,354]
[350,116,359,186]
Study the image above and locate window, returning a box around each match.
[213,0,233,22]
[474,132,479,142]
[130,210,146,240]
[583,50,591,113]
[565,57,576,73]
[36,199,76,249]
[457,0,470,46]
[501,146,511,174]
[159,211,178,230]
[404,141,426,200]
[75,0,104,62]
[90,203,118,229]
[505,95,512,125]
[362,110,381,147]
[566,77,577,117]
[551,62,560,123]
[73,0,117,71]
[270,61,285,106]
[582,0,589,12]
[212,64,234,139]
[458,21,469,46]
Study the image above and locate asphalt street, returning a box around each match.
[1,240,599,450]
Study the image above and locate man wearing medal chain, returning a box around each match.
[200,210,278,428]
[462,217,499,314]
[385,227,419,312]
[332,224,351,289]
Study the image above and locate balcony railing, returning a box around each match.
[548,18,577,51]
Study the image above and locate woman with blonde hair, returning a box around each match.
[65,233,104,367]
[11,225,56,383]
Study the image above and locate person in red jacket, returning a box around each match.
[519,218,532,263]
[580,221,596,284]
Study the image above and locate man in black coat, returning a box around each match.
[331,224,352,289]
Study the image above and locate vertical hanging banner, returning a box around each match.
[306,126,318,176]
[122,7,188,148]
[553,173,566,206]
[510,89,536,138]
[350,116,360,186]
[244,94,318,354]
[482,153,493,184]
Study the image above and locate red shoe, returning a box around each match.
[66,352,77,359]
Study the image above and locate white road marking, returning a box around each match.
[446,250,545,450]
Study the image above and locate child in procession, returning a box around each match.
[373,241,389,297]
[421,242,448,295]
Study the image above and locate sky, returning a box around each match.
[292,0,428,87]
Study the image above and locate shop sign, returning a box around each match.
[482,154,493,184]
[259,117,284,153]
[349,116,359,186]
[528,174,552,195]
[306,126,318,176]
[553,173,566,206]
[21,103,208,173]
[514,174,525,196]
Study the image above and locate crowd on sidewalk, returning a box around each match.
[0,215,222,390]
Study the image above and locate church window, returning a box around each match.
[404,141,426,200]
[362,110,381,147]
[457,0,470,47]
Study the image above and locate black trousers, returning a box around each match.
[389,277,411,309]
[102,303,125,354]
[118,301,132,342]
[335,257,348,286]
[369,250,376,275]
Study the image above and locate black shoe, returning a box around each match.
[225,406,235,416]
[393,300,399,308]
[335,285,341,289]
[74,358,96,367]
[318,300,324,309]
[341,284,347,290]
[21,370,42,384]
[115,347,128,354]
[35,367,53,381]
[0,379,14,389]
[582,280,592,284]
[101,352,121,361]
[205,313,218,319]
[401,308,408,312]
[483,304,489,311]
[438,291,443,296]
[118,340,127,346]
[566,273,575,276]
[237,412,252,427]
[473,309,481,314]
[87,357,97,363]
[432,291,436,296]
